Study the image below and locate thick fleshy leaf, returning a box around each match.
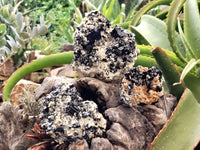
[0,38,6,48]
[131,0,172,26]
[166,0,186,62]
[177,18,194,59]
[38,25,48,35]
[3,51,74,102]
[137,45,186,68]
[130,26,150,45]
[152,47,185,99]
[175,59,200,85]
[0,24,6,37]
[184,0,200,59]
[149,89,200,150]
[133,15,172,51]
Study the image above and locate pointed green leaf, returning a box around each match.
[0,24,6,37]
[130,26,150,45]
[131,0,172,26]
[16,12,23,32]
[133,15,172,51]
[177,18,194,59]
[104,0,115,19]
[184,0,200,59]
[3,51,74,102]
[0,38,6,47]
[152,47,185,99]
[166,0,186,62]
[149,89,200,150]
[176,59,200,85]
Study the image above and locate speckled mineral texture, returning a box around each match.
[120,66,163,106]
[40,82,107,144]
[35,77,177,150]
[72,11,139,82]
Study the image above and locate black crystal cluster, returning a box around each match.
[72,11,139,82]
[106,26,136,73]
[120,66,164,105]
[124,66,162,92]
[40,83,106,144]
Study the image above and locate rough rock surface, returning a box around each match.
[39,82,107,144]
[35,77,177,150]
[10,79,40,106]
[72,11,139,82]
[105,94,177,150]
[0,103,38,150]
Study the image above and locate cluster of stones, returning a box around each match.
[120,66,163,106]
[72,11,140,82]
[40,83,106,144]
[39,11,165,149]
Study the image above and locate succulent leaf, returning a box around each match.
[175,59,200,85]
[149,89,200,150]
[0,39,6,48]
[16,12,24,32]
[131,0,172,26]
[38,25,48,35]
[166,0,186,62]
[0,24,6,37]
[3,51,74,102]
[184,0,200,59]
[152,47,185,99]
[133,15,172,51]
[177,18,194,59]
[130,26,150,45]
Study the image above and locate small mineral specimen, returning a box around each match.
[120,66,163,106]
[40,82,107,144]
[72,11,139,82]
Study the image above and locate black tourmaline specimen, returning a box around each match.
[40,82,106,144]
[72,11,140,82]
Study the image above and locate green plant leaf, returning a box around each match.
[184,0,200,59]
[175,59,200,85]
[0,24,6,37]
[177,17,194,59]
[166,0,186,62]
[129,26,150,45]
[149,89,200,150]
[38,25,48,35]
[137,45,186,68]
[69,0,82,23]
[0,38,6,48]
[152,47,185,99]
[16,12,24,32]
[103,0,116,19]
[3,51,74,102]
[131,0,172,26]
[133,15,172,51]
[134,55,158,68]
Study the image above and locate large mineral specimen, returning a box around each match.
[40,82,107,144]
[72,11,139,82]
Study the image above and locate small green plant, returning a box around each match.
[0,0,48,66]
